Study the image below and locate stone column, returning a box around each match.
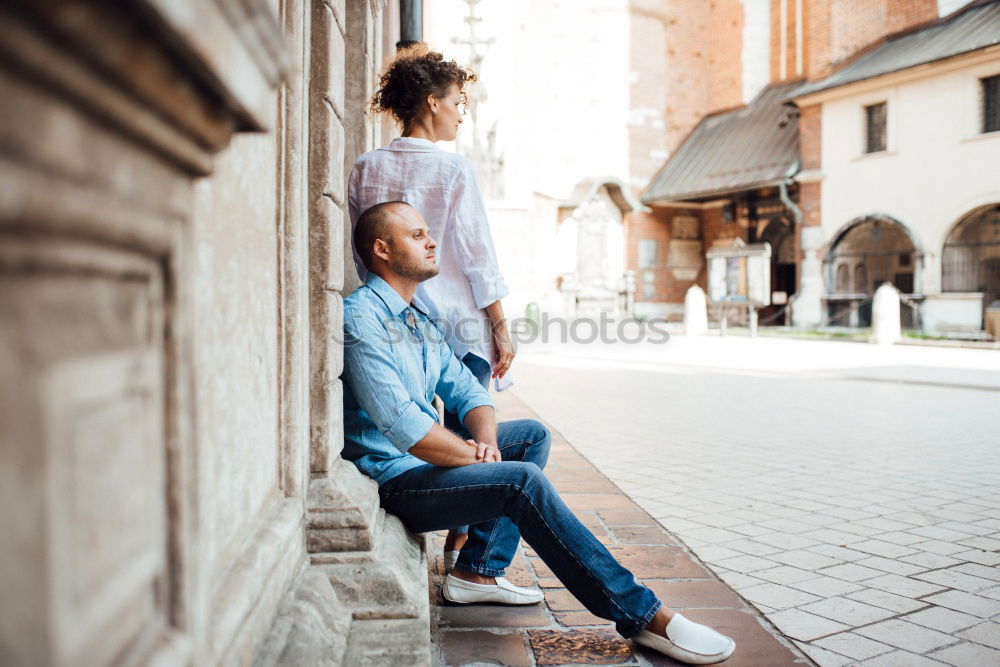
[301,1,431,664]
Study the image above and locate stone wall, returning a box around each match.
[0,1,428,665]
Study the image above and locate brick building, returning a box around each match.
[633,0,1000,335]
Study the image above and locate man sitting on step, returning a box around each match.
[341,201,735,665]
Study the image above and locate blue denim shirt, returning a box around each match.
[342,273,494,485]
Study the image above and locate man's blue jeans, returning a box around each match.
[379,418,662,638]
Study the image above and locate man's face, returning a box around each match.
[385,207,439,282]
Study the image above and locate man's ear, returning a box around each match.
[372,238,391,262]
[427,94,439,115]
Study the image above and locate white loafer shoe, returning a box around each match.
[442,574,544,605]
[443,550,460,573]
[633,613,735,665]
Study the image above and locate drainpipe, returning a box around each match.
[398,0,423,50]
[779,162,802,325]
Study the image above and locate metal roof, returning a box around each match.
[792,0,1000,100]
[641,80,802,204]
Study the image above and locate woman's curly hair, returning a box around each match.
[369,46,477,129]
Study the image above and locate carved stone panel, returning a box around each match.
[0,240,176,667]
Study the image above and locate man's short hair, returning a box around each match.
[355,201,409,269]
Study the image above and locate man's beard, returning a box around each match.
[391,255,439,282]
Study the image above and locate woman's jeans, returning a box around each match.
[379,418,661,638]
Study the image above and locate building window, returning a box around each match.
[864,102,887,153]
[638,239,658,269]
[983,74,1000,134]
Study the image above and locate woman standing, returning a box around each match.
[348,48,526,570]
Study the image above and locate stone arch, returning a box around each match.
[941,203,1000,306]
[824,214,922,296]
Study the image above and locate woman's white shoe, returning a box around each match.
[442,574,544,605]
[633,613,735,665]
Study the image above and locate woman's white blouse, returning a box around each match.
[348,137,509,367]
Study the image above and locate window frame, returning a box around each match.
[863,101,888,154]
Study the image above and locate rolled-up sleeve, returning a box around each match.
[452,161,509,310]
[436,341,493,425]
[343,306,435,452]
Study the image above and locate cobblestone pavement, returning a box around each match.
[430,390,809,666]
[505,336,1000,666]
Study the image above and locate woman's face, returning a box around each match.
[432,83,464,141]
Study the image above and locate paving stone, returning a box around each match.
[922,590,1000,618]
[819,563,884,582]
[720,539,784,557]
[845,588,929,614]
[928,641,1000,665]
[562,493,636,511]
[789,576,864,598]
[438,602,551,628]
[644,580,745,609]
[854,619,956,653]
[857,649,950,666]
[876,531,927,546]
[809,544,870,562]
[957,536,1000,551]
[767,608,850,641]
[713,554,779,574]
[793,641,852,667]
[739,583,820,610]
[955,550,1000,566]
[957,621,1000,649]
[537,577,562,589]
[910,539,967,556]
[952,562,1000,582]
[607,545,709,579]
[863,573,946,598]
[848,540,918,559]
[768,549,842,570]
[554,610,609,627]
[855,555,926,576]
[915,568,996,593]
[544,588,585,611]
[609,525,676,545]
[553,478,621,494]
[441,630,532,666]
[690,545,744,562]
[752,532,820,550]
[907,524,977,542]
[751,565,817,585]
[528,629,633,665]
[530,558,555,579]
[713,570,765,590]
[726,523,775,538]
[813,632,895,661]
[597,508,656,526]
[799,596,897,626]
[903,606,981,633]
[899,552,961,570]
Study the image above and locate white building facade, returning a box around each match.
[792,5,1000,334]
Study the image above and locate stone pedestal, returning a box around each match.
[793,226,824,328]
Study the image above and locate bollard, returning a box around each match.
[684,285,708,336]
[871,283,901,345]
[524,302,541,335]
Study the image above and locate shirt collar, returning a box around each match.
[364,273,430,318]
[383,136,440,153]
